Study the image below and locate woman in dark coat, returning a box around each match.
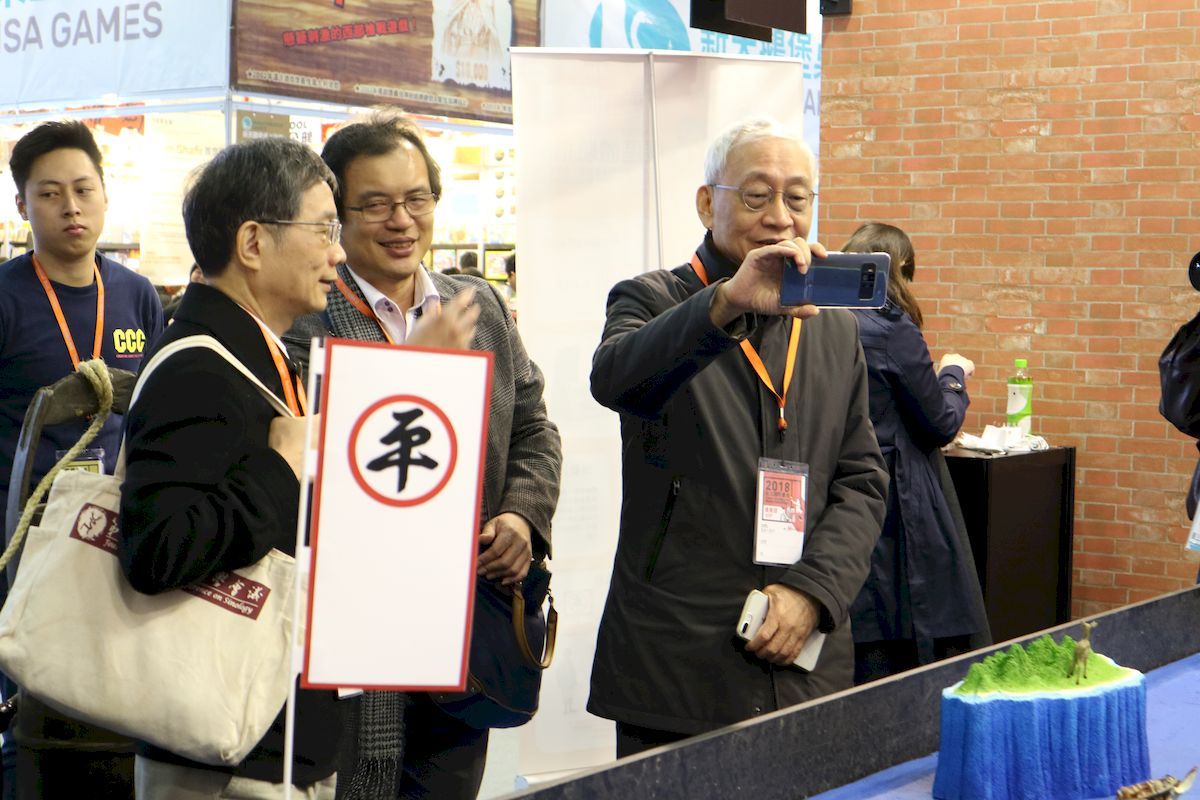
[845,223,990,684]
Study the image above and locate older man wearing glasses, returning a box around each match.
[284,111,561,800]
[587,116,888,757]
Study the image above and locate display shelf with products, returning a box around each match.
[1,96,519,282]
[483,244,515,281]
[482,244,516,309]
[426,243,482,274]
[1,219,31,262]
[97,243,142,270]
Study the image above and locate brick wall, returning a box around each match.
[819,0,1200,616]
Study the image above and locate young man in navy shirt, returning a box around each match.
[0,120,164,799]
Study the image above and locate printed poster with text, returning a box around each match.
[233,0,539,124]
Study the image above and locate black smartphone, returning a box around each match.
[779,253,890,308]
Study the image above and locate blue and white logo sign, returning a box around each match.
[587,0,689,50]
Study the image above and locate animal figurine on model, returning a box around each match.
[1069,621,1097,685]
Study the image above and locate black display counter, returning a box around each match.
[943,446,1076,642]
[498,585,1199,800]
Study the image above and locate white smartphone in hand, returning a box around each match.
[736,589,826,672]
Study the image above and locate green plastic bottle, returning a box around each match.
[1006,358,1033,435]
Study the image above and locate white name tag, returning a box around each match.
[1187,512,1200,552]
[753,458,808,566]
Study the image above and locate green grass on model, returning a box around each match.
[956,634,1130,695]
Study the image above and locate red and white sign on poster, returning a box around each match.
[302,338,493,690]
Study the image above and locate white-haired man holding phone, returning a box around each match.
[588,116,888,756]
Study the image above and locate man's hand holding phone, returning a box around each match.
[738,584,824,669]
[779,252,890,309]
[709,238,826,327]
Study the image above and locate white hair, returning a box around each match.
[702,116,817,185]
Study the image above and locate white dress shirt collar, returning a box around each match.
[344,265,441,344]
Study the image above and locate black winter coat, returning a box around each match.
[587,236,888,734]
[1159,309,1200,519]
[849,304,988,644]
[119,284,352,785]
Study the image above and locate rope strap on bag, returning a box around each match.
[0,359,114,573]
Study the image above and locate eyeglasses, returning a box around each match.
[346,192,439,222]
[260,219,343,246]
[711,184,817,214]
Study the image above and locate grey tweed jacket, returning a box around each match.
[284,264,562,553]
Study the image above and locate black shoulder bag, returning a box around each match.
[430,560,557,729]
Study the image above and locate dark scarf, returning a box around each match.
[335,691,406,799]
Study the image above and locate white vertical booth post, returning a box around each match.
[283,340,326,799]
[647,52,666,273]
[225,91,236,147]
[504,47,818,790]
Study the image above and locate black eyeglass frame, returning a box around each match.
[346,193,441,222]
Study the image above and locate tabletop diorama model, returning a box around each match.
[934,622,1151,800]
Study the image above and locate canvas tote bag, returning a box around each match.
[0,335,300,766]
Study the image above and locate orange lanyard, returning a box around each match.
[336,275,441,344]
[336,277,395,344]
[252,319,307,416]
[690,253,801,435]
[33,254,104,371]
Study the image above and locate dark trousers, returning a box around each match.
[397,694,489,800]
[853,635,975,686]
[1,674,134,800]
[10,748,133,800]
[614,722,691,759]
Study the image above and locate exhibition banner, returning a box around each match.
[543,0,821,80]
[232,0,539,124]
[137,110,225,285]
[541,0,822,178]
[1,0,231,106]
[234,110,291,143]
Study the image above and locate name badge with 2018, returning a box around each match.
[754,458,809,565]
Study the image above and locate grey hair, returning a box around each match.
[183,137,336,277]
[702,116,817,185]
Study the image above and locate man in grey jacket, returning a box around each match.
[588,116,889,756]
[285,111,561,799]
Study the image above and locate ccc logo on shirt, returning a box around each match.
[112,328,147,355]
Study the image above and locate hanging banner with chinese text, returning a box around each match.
[302,338,493,689]
[232,0,539,124]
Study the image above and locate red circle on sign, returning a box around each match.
[348,394,458,507]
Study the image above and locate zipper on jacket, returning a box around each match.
[644,478,681,581]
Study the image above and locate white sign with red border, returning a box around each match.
[301,338,493,690]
